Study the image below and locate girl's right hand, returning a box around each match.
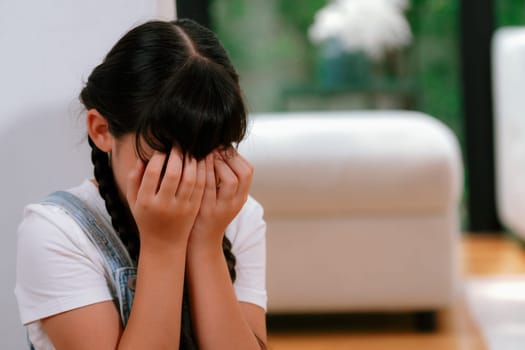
[125,148,206,250]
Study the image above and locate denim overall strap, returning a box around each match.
[40,191,137,326]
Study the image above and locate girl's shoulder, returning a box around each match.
[241,195,265,218]
[225,195,266,250]
[17,179,106,264]
[15,180,112,326]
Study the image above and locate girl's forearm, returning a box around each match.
[186,245,263,350]
[118,244,187,350]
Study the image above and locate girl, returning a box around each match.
[14,19,267,349]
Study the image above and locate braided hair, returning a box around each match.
[80,19,245,349]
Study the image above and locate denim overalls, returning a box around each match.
[29,191,137,349]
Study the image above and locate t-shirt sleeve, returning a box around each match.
[227,196,267,311]
[14,204,114,325]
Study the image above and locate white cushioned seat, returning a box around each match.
[239,111,463,314]
[493,28,525,239]
[242,111,460,216]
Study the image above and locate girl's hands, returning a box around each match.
[189,147,254,250]
[126,148,206,250]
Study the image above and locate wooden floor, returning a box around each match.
[267,233,525,350]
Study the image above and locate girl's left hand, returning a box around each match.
[188,147,254,251]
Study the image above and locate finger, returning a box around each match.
[220,148,253,195]
[191,157,207,203]
[138,152,166,198]
[126,159,144,206]
[220,147,248,176]
[176,154,197,200]
[158,148,183,199]
[214,151,239,200]
[201,153,217,202]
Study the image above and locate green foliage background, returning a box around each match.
[211,1,463,132]
[212,0,525,130]
[211,0,525,226]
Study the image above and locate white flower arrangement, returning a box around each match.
[308,0,413,60]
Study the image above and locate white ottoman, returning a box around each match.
[239,111,463,325]
[493,27,525,240]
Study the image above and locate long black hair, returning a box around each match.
[80,19,246,349]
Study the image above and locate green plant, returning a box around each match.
[275,0,327,34]
[497,0,525,26]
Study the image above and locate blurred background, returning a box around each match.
[3,1,525,349]
[194,0,525,233]
[211,0,468,219]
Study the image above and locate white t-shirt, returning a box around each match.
[14,179,267,349]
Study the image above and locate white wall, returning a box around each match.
[159,0,177,20]
[0,1,174,348]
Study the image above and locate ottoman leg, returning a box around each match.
[414,311,438,332]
